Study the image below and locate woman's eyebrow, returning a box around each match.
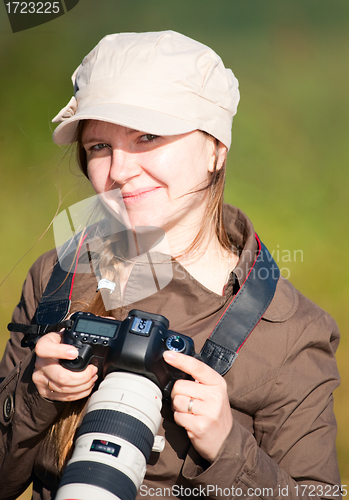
[82,137,107,145]
[82,128,140,144]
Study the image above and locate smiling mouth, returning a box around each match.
[122,187,161,204]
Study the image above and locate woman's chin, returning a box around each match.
[127,211,164,230]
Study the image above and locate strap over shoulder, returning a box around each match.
[199,234,280,375]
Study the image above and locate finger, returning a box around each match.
[163,351,222,385]
[172,394,205,416]
[33,364,98,401]
[171,381,226,417]
[39,363,98,389]
[33,355,98,392]
[171,378,208,402]
[45,384,96,402]
[47,371,98,395]
[35,333,79,360]
[172,411,196,431]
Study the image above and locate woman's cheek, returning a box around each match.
[87,161,108,193]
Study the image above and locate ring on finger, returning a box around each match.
[47,379,54,393]
[188,397,195,414]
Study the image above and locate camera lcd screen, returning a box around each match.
[75,318,118,338]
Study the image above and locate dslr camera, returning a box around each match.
[55,309,196,500]
[60,309,195,398]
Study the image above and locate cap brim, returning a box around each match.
[52,103,198,145]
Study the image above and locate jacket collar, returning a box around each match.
[223,204,298,323]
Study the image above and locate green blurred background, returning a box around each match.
[0,0,348,495]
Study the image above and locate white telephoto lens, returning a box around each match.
[56,372,163,500]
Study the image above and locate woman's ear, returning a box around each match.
[208,139,227,173]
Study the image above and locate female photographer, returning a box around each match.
[0,31,341,499]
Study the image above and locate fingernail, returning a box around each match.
[163,350,177,361]
[67,347,79,358]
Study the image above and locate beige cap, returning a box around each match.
[52,31,240,149]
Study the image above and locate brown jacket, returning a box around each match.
[0,205,341,500]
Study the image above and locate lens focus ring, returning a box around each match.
[77,409,154,461]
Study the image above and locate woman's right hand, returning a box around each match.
[33,332,99,402]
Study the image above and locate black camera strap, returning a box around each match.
[7,320,73,347]
[7,234,85,347]
[199,234,279,375]
[7,256,76,347]
[9,234,279,376]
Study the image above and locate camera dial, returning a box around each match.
[166,335,187,353]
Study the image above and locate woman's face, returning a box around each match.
[82,120,226,234]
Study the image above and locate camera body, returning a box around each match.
[61,309,195,398]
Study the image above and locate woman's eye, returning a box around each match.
[90,143,110,151]
[140,134,159,142]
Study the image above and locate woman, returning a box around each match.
[0,31,342,500]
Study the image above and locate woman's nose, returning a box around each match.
[109,148,142,185]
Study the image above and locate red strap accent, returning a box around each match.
[209,233,262,339]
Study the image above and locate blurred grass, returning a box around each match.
[0,0,348,490]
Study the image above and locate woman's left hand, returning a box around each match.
[163,350,233,463]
